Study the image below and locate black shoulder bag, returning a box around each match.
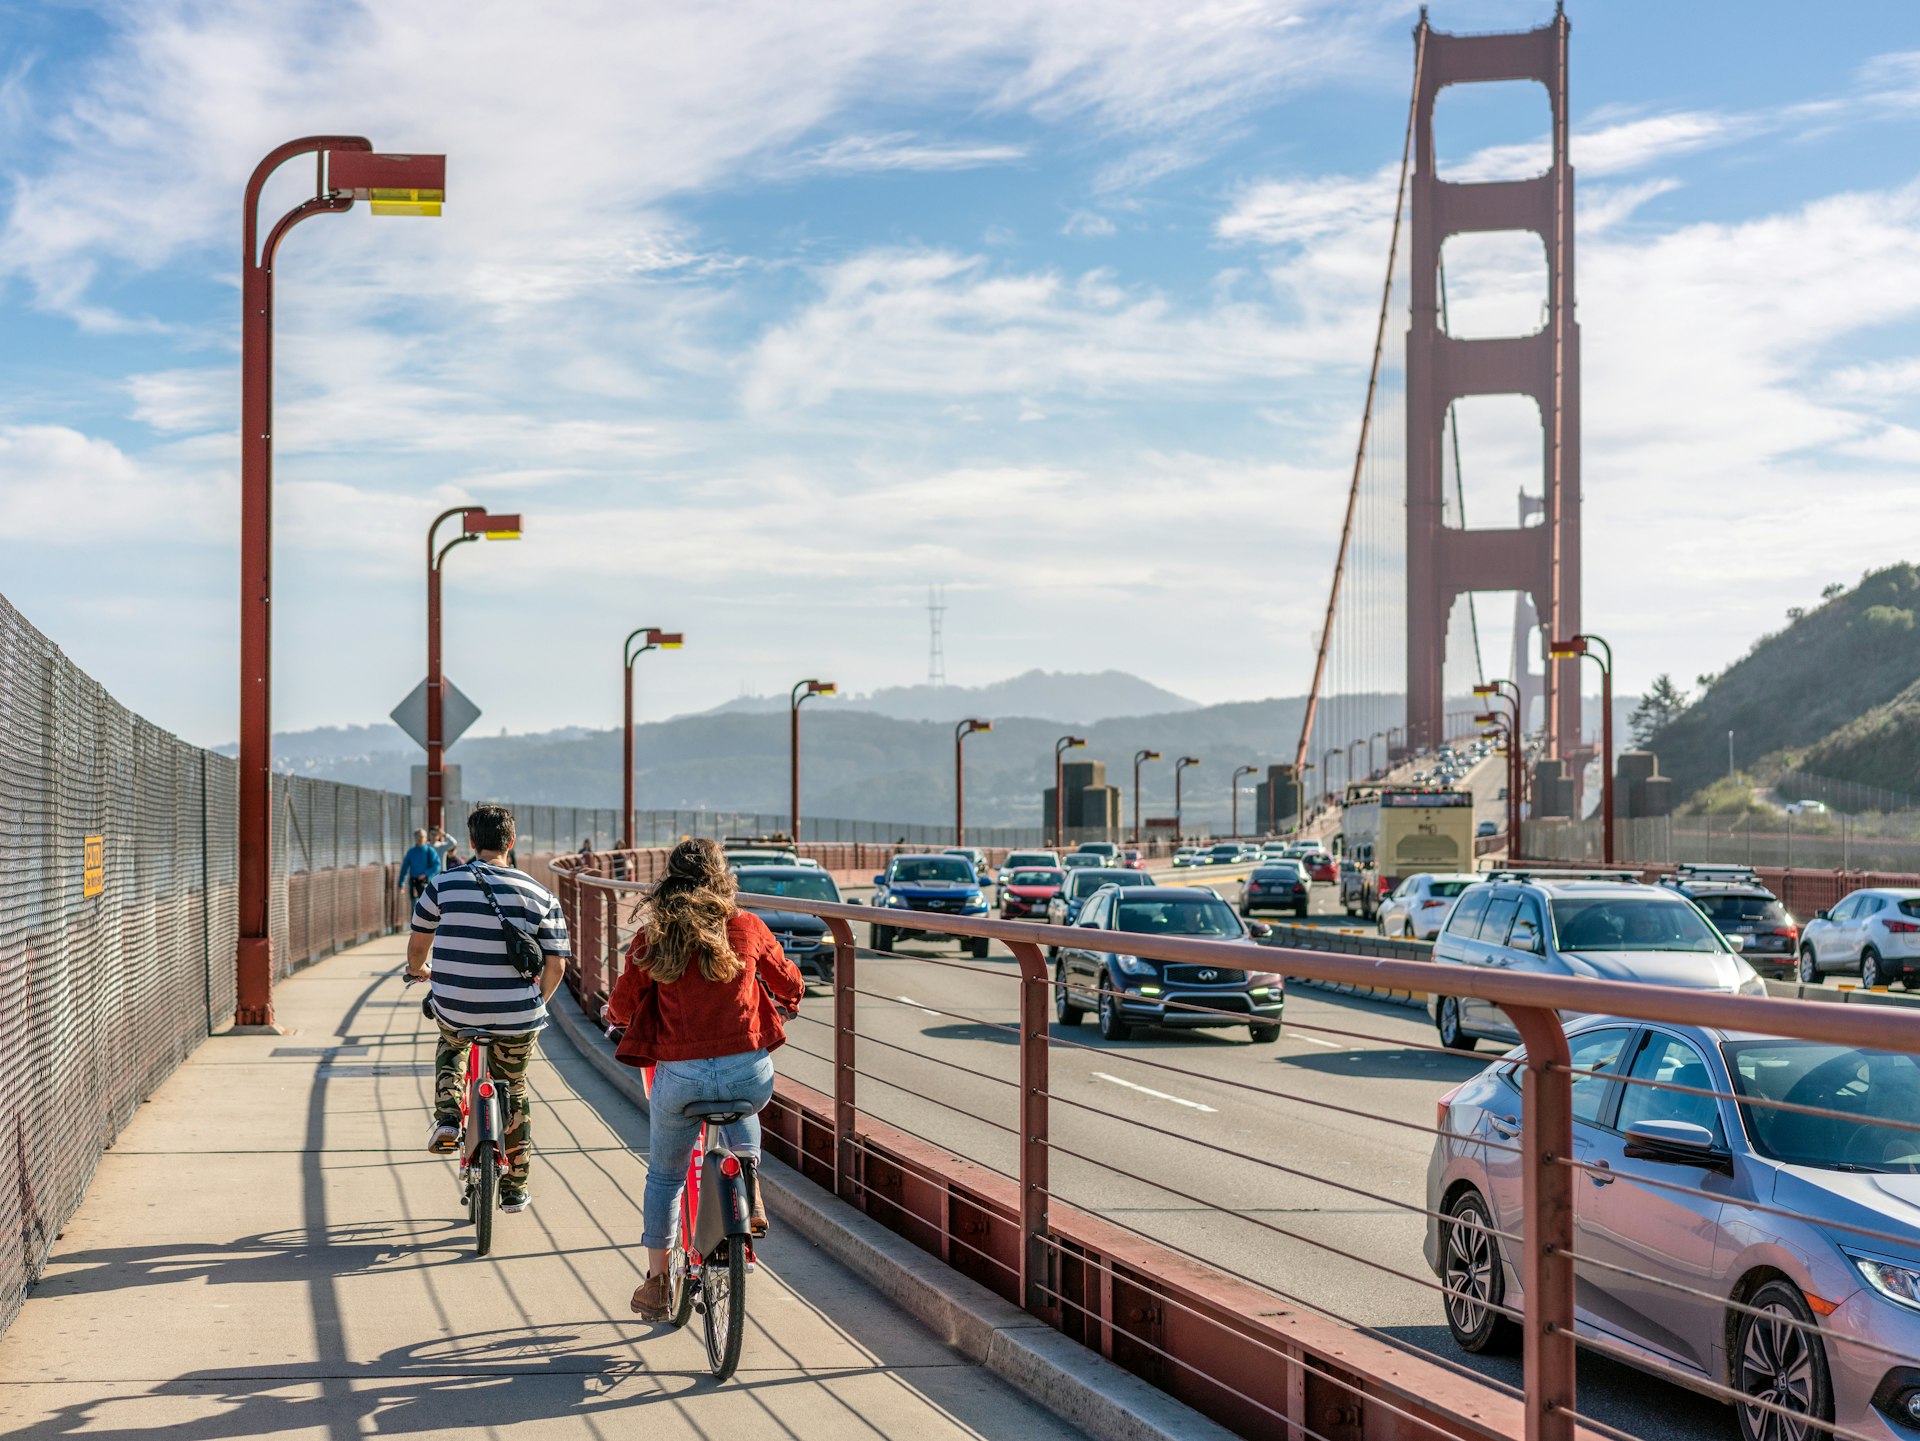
[469,864,549,982]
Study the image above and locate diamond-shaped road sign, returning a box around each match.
[390,677,481,752]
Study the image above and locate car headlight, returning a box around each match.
[962,898,988,913]
[1113,953,1155,977]
[1850,1254,1920,1313]
[1737,973,1768,997]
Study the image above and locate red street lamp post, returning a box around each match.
[1131,748,1161,844]
[1475,708,1521,844]
[1550,634,1615,864]
[1321,746,1342,811]
[1474,680,1524,848]
[623,627,684,847]
[1053,736,1087,848]
[1369,731,1386,779]
[1231,764,1256,838]
[1174,756,1200,842]
[236,139,444,1029]
[425,507,522,836]
[954,718,992,845]
[789,679,837,843]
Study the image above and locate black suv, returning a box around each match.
[733,865,842,984]
[1659,863,1798,970]
[1053,885,1282,1043]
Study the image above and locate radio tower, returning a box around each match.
[927,585,947,688]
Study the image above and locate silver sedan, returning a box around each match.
[1426,1016,1920,1441]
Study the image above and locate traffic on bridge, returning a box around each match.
[4,6,1919,1441]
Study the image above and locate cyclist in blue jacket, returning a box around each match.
[397,829,442,907]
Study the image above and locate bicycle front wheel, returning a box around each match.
[701,1244,746,1378]
[471,1148,497,1257]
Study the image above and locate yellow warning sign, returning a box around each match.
[83,835,104,898]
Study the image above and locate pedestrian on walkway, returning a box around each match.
[607,836,804,1320]
[407,804,572,1214]
[397,829,442,908]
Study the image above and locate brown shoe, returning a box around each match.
[630,1272,673,1322]
[741,1159,768,1238]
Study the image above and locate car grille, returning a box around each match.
[916,897,964,910]
[1164,992,1252,1015]
[1163,965,1247,986]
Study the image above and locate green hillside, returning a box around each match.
[1649,563,1920,800]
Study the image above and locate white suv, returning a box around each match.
[1798,887,1920,990]
[1377,872,1476,941]
[1427,873,1767,1051]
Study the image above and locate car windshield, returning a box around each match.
[1549,897,1724,952]
[1253,865,1303,880]
[1009,869,1063,887]
[736,872,841,903]
[1210,846,1239,856]
[1694,894,1788,925]
[1069,870,1138,899]
[892,858,975,884]
[1428,880,1471,898]
[1006,853,1054,868]
[1115,897,1242,937]
[1724,1041,1920,1173]
[1063,855,1102,868]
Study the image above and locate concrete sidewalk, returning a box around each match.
[0,934,1088,1440]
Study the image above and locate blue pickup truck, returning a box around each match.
[871,853,991,958]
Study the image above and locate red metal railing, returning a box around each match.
[551,858,1920,1441]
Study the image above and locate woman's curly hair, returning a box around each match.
[637,837,742,984]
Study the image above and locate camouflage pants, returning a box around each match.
[434,1022,536,1187]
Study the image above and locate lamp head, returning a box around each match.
[1548,637,1588,658]
[328,151,446,216]
[647,630,684,649]
[1471,683,1496,697]
[463,510,522,540]
[1141,749,1161,761]
[1178,755,1199,767]
[810,680,838,697]
[1474,712,1502,726]
[967,718,992,734]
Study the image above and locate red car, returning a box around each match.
[1304,852,1337,883]
[1120,849,1148,871]
[1000,867,1065,918]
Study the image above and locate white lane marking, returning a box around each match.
[1288,1032,1344,1049]
[893,995,940,1016]
[1090,1071,1217,1113]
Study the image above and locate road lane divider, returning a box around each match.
[1089,1070,1218,1113]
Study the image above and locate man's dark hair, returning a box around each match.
[468,804,516,855]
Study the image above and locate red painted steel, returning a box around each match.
[237,136,370,1027]
[1405,13,1581,758]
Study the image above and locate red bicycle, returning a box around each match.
[644,1065,756,1377]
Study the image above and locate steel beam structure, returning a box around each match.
[1405,10,1580,759]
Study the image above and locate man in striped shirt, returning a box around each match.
[406,803,571,1213]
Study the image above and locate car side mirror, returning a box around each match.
[1246,921,1272,939]
[1623,1119,1726,1167]
[872,874,886,886]
[1725,933,1746,953]
[1510,919,1541,954]
[1814,909,1830,921]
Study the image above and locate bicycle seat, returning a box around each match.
[455,1029,495,1043]
[683,1099,756,1122]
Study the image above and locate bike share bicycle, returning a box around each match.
[660,1087,757,1378]
[409,976,517,1257]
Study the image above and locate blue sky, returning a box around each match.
[3,0,1919,749]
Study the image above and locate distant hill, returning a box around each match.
[1648,563,1920,801]
[697,669,1198,724]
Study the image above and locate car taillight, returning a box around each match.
[1422,899,1446,908]
[1436,1081,1465,1134]
[1378,877,1392,895]
[1887,921,1920,935]
[1771,926,1799,940]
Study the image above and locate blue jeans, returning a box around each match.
[642,1049,775,1249]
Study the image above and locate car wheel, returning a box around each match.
[871,925,892,952]
[969,936,990,960]
[1440,1190,1517,1354]
[1055,962,1083,1025]
[1248,1021,1281,1043]
[1732,1280,1833,1441]
[1862,948,1885,990]
[1295,905,1308,918]
[1798,946,1821,986]
[1436,997,1477,1052]
[1097,987,1132,1042]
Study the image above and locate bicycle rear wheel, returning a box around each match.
[701,1244,746,1378]
[668,1244,694,1327]
[471,1148,497,1257]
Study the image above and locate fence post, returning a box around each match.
[1007,939,1051,1319]
[825,917,859,1202]
[602,887,618,1002]
[1507,1004,1575,1441]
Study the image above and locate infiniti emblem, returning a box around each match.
[1197,969,1218,982]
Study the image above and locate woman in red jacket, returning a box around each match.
[607,837,804,1322]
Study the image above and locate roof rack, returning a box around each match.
[1479,868,1643,885]
[722,835,794,849]
[1668,863,1761,883]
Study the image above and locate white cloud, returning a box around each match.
[786,132,1028,174]
[1062,210,1117,237]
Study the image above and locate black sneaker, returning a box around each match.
[499,1186,531,1213]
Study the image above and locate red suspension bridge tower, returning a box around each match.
[1405,7,1581,757]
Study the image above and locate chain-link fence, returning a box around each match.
[0,594,422,1335]
[1523,814,1920,874]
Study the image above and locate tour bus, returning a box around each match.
[1338,786,1475,921]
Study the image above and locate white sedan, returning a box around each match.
[1377,872,1477,941]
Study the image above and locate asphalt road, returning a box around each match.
[807,821,1732,1440]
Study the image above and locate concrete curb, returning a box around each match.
[1258,925,1432,1011]
[546,990,1238,1441]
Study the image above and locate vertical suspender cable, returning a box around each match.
[1438,256,1486,689]
[1295,27,1426,777]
